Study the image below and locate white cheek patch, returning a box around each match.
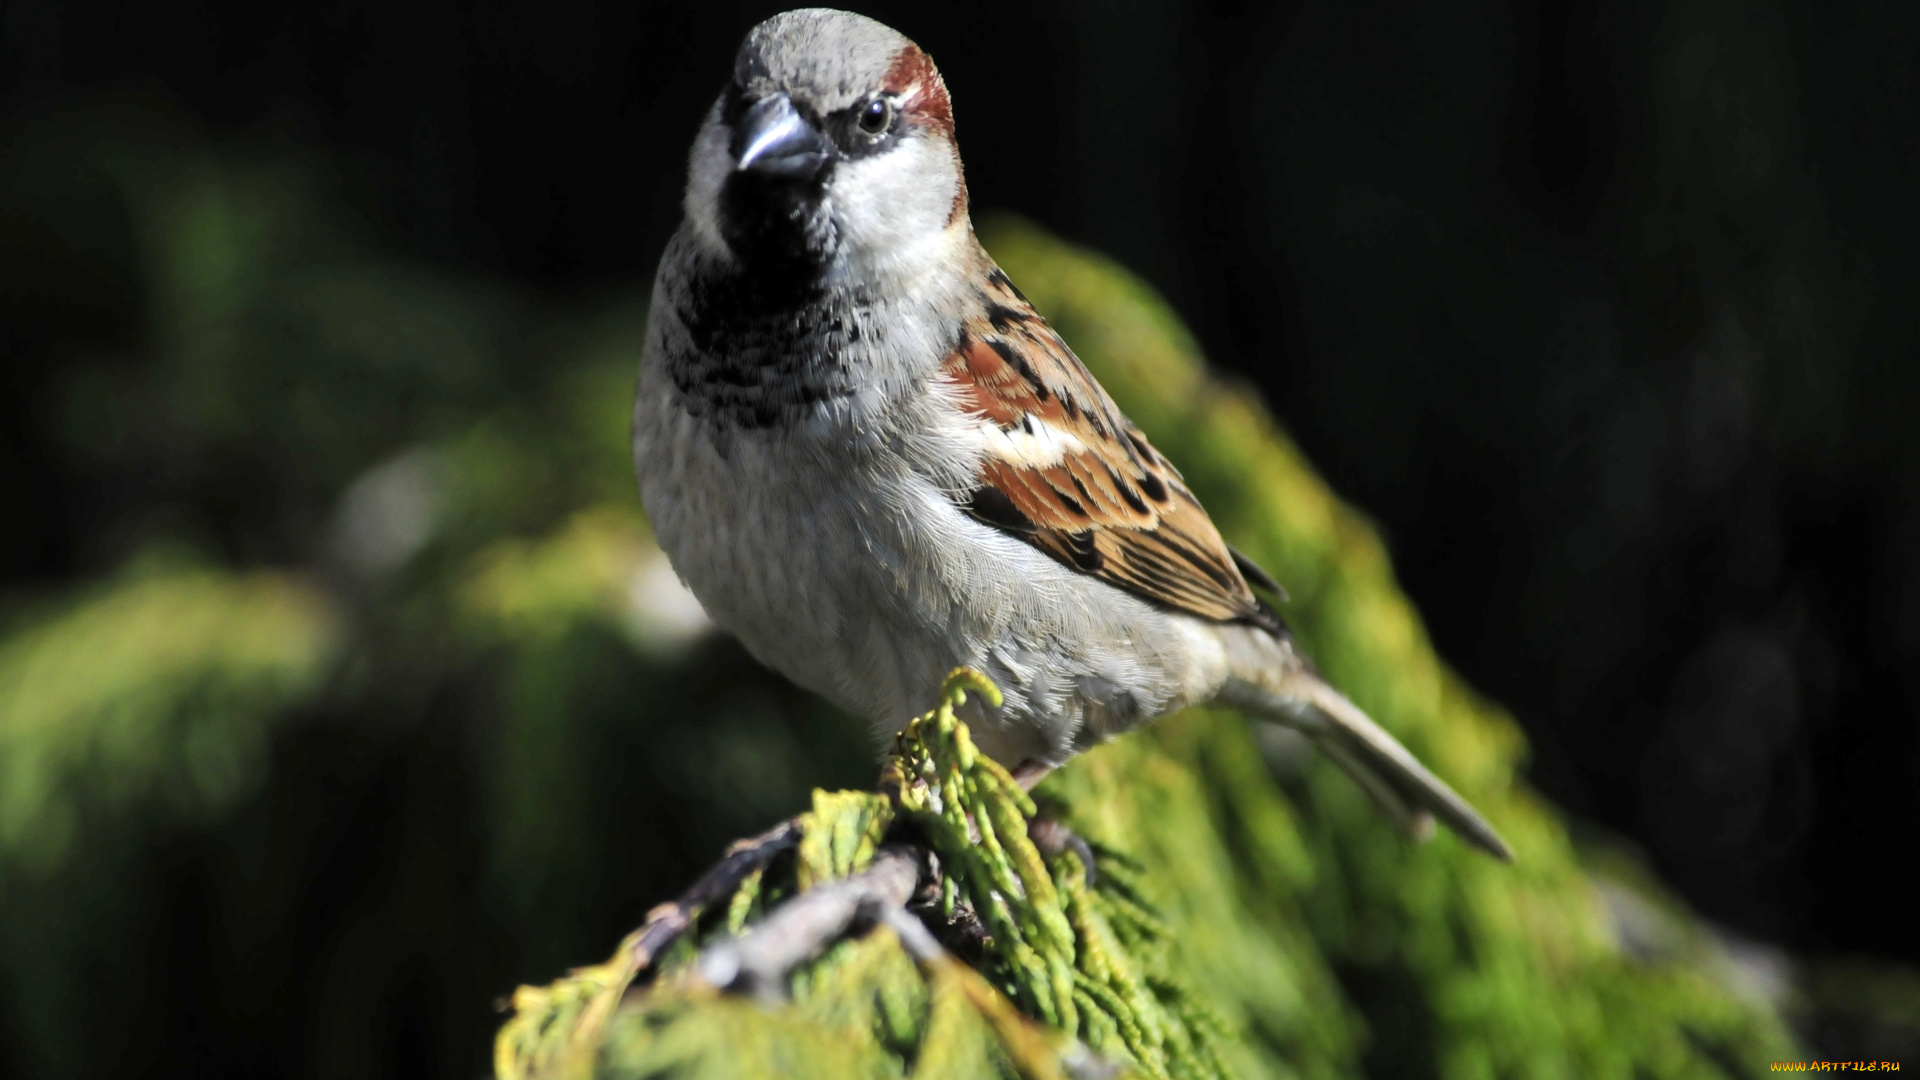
[827,134,959,282]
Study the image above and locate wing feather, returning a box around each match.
[941,265,1283,634]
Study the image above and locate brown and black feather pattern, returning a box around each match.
[940,267,1285,636]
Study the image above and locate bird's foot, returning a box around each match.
[1027,816,1098,888]
[1010,758,1054,790]
[1008,760,1096,886]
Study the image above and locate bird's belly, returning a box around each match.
[637,411,1231,764]
[638,423,951,720]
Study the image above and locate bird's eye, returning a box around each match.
[859,98,892,135]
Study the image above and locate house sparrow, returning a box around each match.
[633,8,1511,860]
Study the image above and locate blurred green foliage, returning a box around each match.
[2,109,1894,1079]
[1,108,878,1079]
[0,561,338,872]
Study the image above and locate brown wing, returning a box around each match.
[941,266,1284,635]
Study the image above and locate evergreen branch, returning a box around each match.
[695,844,926,1000]
[498,668,1229,1078]
[628,818,801,971]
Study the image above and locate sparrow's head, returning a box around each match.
[684,9,967,288]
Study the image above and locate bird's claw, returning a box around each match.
[1027,816,1098,888]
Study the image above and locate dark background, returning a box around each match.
[3,0,1916,1075]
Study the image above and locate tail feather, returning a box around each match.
[1311,733,1436,842]
[1224,670,1513,862]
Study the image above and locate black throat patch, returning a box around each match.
[716,168,839,274]
[663,261,874,432]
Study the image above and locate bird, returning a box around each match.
[632,8,1511,861]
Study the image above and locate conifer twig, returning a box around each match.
[627,818,801,971]
[694,843,928,1000]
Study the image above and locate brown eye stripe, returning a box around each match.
[881,45,952,133]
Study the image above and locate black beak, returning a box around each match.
[730,93,831,180]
